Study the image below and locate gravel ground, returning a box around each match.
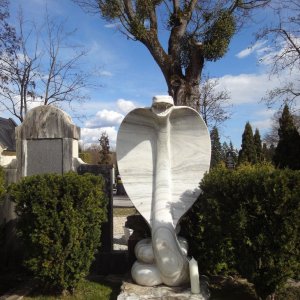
[113,216,128,251]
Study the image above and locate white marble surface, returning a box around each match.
[116,96,211,287]
[117,98,211,228]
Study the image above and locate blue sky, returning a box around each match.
[6,0,296,149]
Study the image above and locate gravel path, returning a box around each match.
[113,216,128,251]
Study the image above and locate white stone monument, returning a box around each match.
[116,96,211,287]
[16,106,80,179]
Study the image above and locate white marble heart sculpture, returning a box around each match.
[116,96,211,287]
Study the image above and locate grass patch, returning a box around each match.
[23,277,120,300]
[113,207,137,217]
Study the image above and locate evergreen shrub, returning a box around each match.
[0,166,6,204]
[183,164,300,299]
[10,172,107,293]
[79,152,93,164]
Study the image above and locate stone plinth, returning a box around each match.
[117,279,210,300]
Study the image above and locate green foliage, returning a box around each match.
[238,122,257,165]
[253,128,263,162]
[203,11,236,61]
[183,164,300,299]
[98,0,122,19]
[0,166,6,204]
[273,104,300,170]
[10,172,108,293]
[98,132,111,165]
[262,143,275,163]
[210,126,222,168]
[221,141,238,166]
[79,152,93,164]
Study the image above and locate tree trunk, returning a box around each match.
[165,43,204,112]
[140,24,204,112]
[166,74,201,111]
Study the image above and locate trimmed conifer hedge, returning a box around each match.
[0,166,6,204]
[183,164,300,299]
[10,172,107,293]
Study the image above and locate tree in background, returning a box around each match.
[264,109,300,147]
[262,142,275,163]
[254,128,263,162]
[0,0,19,93]
[238,122,257,165]
[76,0,269,111]
[221,140,238,166]
[199,76,231,129]
[273,104,300,170]
[0,9,98,122]
[98,132,111,165]
[259,0,300,108]
[210,126,222,168]
[0,0,18,56]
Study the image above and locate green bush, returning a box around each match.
[0,166,6,204]
[10,172,108,293]
[79,152,93,164]
[183,164,300,300]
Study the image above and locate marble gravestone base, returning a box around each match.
[117,96,211,287]
[117,278,210,300]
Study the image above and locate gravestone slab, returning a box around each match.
[16,106,80,179]
[27,139,63,176]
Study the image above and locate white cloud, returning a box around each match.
[81,126,118,148]
[85,109,124,128]
[99,70,113,77]
[251,119,273,131]
[255,109,276,118]
[216,73,280,105]
[104,23,121,29]
[236,40,267,59]
[88,40,116,65]
[117,99,136,114]
[76,98,138,149]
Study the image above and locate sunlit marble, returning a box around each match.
[116,96,211,287]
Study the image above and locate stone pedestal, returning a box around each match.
[117,279,210,300]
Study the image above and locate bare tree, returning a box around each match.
[39,14,90,107]
[0,11,39,122]
[75,0,269,111]
[0,9,98,122]
[258,0,300,108]
[199,76,231,129]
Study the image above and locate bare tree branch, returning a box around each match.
[0,7,101,122]
[199,75,232,129]
[258,0,300,107]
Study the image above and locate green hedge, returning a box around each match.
[0,166,6,204]
[183,164,300,299]
[10,172,107,293]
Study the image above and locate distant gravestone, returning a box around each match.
[226,151,235,169]
[16,106,80,179]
